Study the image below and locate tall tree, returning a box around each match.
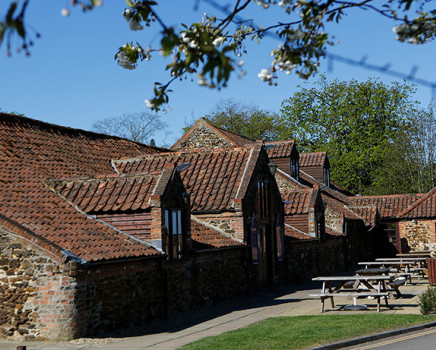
[184,98,283,141]
[372,103,436,194]
[280,76,419,195]
[92,112,168,146]
[1,1,435,110]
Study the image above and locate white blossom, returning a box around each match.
[61,8,70,17]
[258,68,273,82]
[287,30,305,41]
[197,74,208,86]
[238,60,244,66]
[145,99,155,109]
[117,51,136,70]
[129,19,144,31]
[212,37,225,46]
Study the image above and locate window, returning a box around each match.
[164,209,184,260]
[383,222,397,243]
[323,167,330,186]
[276,214,284,260]
[257,180,271,219]
[290,158,299,180]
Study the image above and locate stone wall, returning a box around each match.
[173,124,233,151]
[399,219,436,252]
[72,248,248,338]
[324,207,343,234]
[0,230,77,340]
[195,212,244,241]
[285,236,346,282]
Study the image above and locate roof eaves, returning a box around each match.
[191,214,244,244]
[234,142,262,201]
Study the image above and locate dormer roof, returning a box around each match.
[113,143,264,213]
[47,166,177,214]
[299,152,329,168]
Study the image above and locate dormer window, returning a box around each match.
[164,209,184,260]
[290,158,299,180]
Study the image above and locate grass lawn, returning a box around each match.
[181,314,436,350]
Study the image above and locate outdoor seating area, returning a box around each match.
[310,252,431,313]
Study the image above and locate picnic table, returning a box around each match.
[397,251,432,258]
[355,268,404,297]
[358,261,424,284]
[310,275,393,312]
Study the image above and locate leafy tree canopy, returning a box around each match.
[1,1,435,111]
[185,98,283,141]
[280,76,422,194]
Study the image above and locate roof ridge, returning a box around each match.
[400,186,436,218]
[0,113,166,151]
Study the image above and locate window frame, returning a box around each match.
[164,208,184,260]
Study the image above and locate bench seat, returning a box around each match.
[309,292,390,313]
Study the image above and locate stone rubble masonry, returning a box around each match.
[195,212,245,241]
[0,226,250,341]
[399,219,436,251]
[275,175,303,193]
[0,230,77,341]
[325,207,343,234]
[172,124,233,151]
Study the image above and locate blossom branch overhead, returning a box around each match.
[1,0,435,111]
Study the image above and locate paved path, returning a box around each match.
[0,280,428,350]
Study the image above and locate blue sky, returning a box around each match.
[1,1,435,146]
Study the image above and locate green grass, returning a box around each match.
[181,315,436,350]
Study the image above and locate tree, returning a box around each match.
[184,98,283,141]
[372,103,436,194]
[280,76,420,195]
[1,1,435,111]
[92,111,169,146]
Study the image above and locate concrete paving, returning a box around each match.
[0,280,429,350]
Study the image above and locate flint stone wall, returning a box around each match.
[399,219,436,252]
[0,231,76,341]
[173,125,233,151]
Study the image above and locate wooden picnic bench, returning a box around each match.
[310,275,393,313]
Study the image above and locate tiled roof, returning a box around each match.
[283,189,312,215]
[113,146,261,212]
[215,126,255,147]
[350,194,422,219]
[299,152,327,167]
[347,206,378,227]
[265,140,296,159]
[190,218,245,249]
[0,113,162,262]
[48,172,163,214]
[400,186,436,219]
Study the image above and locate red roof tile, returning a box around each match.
[283,189,313,215]
[350,194,422,219]
[113,146,260,212]
[265,140,296,159]
[347,206,378,227]
[0,113,162,262]
[400,186,436,218]
[299,152,328,167]
[190,218,245,249]
[48,172,164,214]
